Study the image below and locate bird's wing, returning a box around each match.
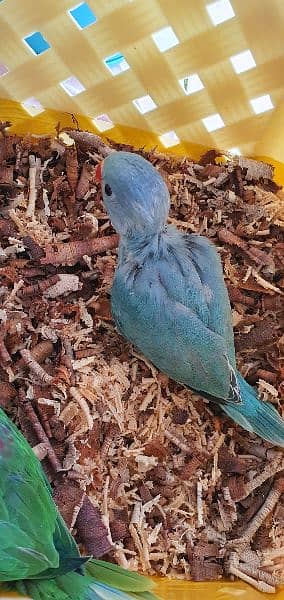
[0,410,59,581]
[184,233,236,366]
[112,260,240,404]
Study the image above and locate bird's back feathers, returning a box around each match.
[112,225,284,446]
[113,228,239,404]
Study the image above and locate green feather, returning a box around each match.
[86,560,155,593]
[0,407,87,582]
[16,571,160,600]
[0,410,59,580]
[0,407,160,600]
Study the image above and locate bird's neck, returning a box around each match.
[120,227,167,264]
[119,224,187,268]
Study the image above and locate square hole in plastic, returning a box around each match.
[0,63,9,77]
[104,52,130,76]
[133,95,157,114]
[152,26,179,52]
[23,31,51,55]
[60,76,86,96]
[179,74,204,95]
[250,94,274,114]
[92,114,114,132]
[228,147,241,156]
[159,130,180,147]
[68,2,97,29]
[21,97,45,116]
[206,0,235,25]
[230,50,256,74]
[202,113,225,132]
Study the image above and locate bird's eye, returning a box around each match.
[104,184,112,196]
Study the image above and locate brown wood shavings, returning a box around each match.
[53,480,85,530]
[234,156,274,182]
[40,234,119,266]
[0,131,283,591]
[75,496,113,558]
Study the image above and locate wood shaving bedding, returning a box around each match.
[0,126,283,591]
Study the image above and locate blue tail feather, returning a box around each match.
[222,374,284,448]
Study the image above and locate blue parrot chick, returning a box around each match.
[96,151,284,447]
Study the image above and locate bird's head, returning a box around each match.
[95,151,170,237]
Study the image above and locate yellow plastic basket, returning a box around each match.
[1,0,284,181]
[1,114,283,600]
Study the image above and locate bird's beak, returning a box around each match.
[95,160,104,183]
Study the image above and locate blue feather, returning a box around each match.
[101,151,284,448]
